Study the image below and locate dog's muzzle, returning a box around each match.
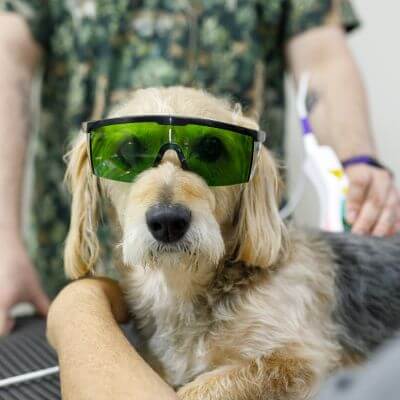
[146,204,191,243]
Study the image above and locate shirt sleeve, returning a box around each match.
[285,0,361,40]
[0,0,52,50]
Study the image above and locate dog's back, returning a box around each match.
[324,233,400,356]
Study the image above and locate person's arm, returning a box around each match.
[287,24,400,236]
[0,12,49,335]
[47,278,178,400]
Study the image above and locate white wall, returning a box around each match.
[286,0,400,226]
[349,0,400,185]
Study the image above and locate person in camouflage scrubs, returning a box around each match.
[0,0,359,297]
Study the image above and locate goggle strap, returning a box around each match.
[87,132,95,175]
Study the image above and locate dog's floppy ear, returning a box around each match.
[64,133,100,279]
[233,147,288,268]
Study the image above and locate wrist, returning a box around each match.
[337,148,376,162]
[342,155,393,176]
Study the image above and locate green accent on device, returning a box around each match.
[342,199,352,232]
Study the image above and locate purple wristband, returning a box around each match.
[342,155,393,176]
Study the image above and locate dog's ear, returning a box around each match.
[64,133,100,279]
[233,147,288,268]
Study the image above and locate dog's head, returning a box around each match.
[64,87,288,283]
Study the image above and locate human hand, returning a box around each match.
[47,278,129,349]
[396,189,400,232]
[345,164,400,236]
[0,234,50,335]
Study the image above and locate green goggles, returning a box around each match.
[83,115,266,187]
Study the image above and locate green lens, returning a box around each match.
[90,122,167,182]
[89,120,255,186]
[173,124,254,186]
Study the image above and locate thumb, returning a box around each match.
[31,285,50,316]
[0,310,15,336]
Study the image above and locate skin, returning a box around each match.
[0,13,49,336]
[287,25,400,236]
[46,278,178,400]
[0,10,399,338]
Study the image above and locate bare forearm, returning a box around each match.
[58,311,175,399]
[288,26,376,160]
[287,24,400,236]
[48,280,178,400]
[0,13,41,234]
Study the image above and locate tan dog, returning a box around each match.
[64,87,400,399]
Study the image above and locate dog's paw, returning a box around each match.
[177,382,212,400]
[177,366,241,400]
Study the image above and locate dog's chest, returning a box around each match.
[124,268,213,386]
[148,322,210,387]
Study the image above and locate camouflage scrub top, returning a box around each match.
[1,0,359,297]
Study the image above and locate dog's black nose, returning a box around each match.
[146,204,191,243]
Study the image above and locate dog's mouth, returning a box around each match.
[149,240,195,255]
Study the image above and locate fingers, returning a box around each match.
[0,311,7,335]
[0,282,49,336]
[346,166,371,225]
[31,285,50,316]
[4,315,15,334]
[372,188,399,236]
[23,260,50,316]
[0,311,15,336]
[350,169,392,235]
[0,285,17,335]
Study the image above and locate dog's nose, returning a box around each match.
[161,149,181,167]
[146,204,191,243]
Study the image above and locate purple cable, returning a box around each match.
[301,117,313,135]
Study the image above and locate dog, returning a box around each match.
[64,86,400,400]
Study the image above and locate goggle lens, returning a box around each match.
[89,121,257,186]
[174,124,254,186]
[90,122,164,182]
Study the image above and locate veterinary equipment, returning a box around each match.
[290,74,350,232]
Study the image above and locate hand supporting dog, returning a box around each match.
[47,278,178,400]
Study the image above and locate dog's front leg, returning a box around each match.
[177,351,317,400]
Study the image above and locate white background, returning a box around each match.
[349,0,399,184]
